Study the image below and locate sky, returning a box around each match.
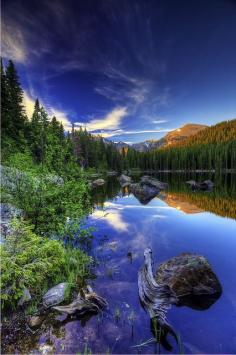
[2,0,236,143]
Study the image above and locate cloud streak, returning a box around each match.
[75,107,128,131]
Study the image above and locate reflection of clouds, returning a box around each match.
[104,201,172,210]
[91,209,129,232]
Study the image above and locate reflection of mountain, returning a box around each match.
[161,192,236,219]
[160,193,204,214]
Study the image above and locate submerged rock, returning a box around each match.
[42,282,69,308]
[92,178,105,187]
[130,183,159,204]
[156,253,222,298]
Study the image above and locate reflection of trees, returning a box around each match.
[165,192,236,219]
[92,177,121,207]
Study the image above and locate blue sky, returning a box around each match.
[2,0,236,143]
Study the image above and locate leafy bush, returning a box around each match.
[1,219,92,310]
[1,163,92,237]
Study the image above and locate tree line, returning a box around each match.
[1,58,235,173]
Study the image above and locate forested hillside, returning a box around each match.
[1,58,235,174]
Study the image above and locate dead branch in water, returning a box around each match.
[53,285,107,315]
[138,248,179,347]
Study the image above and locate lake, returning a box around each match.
[8,173,236,354]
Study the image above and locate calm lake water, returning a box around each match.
[8,173,236,354]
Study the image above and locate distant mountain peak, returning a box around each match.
[127,123,208,152]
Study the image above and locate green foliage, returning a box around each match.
[1,219,92,310]
[71,127,122,171]
[1,59,27,147]
[2,165,91,237]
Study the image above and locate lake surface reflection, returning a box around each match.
[11,173,236,354]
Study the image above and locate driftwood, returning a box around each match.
[138,248,178,346]
[138,248,222,350]
[53,285,107,315]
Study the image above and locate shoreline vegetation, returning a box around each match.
[1,58,236,351]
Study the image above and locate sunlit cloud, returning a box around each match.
[23,91,35,118]
[75,106,128,131]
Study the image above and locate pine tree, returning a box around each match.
[5,60,26,143]
[1,58,11,140]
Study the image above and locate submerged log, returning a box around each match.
[138,248,222,349]
[52,285,107,315]
[138,248,177,324]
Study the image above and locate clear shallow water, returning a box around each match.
[8,174,236,354]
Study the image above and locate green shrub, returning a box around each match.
[1,219,92,310]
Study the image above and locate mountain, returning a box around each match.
[131,124,208,152]
[165,119,236,148]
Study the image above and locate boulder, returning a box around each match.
[18,287,31,306]
[186,179,214,191]
[186,180,197,189]
[107,171,117,176]
[141,176,168,190]
[156,253,222,299]
[118,174,132,186]
[42,282,69,308]
[199,179,214,190]
[45,174,64,185]
[92,178,105,187]
[0,203,23,237]
[28,315,46,328]
[130,183,159,204]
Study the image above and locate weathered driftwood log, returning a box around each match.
[138,248,222,349]
[138,248,177,343]
[52,285,107,315]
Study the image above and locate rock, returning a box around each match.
[107,171,117,176]
[38,344,55,355]
[186,179,214,191]
[42,282,69,308]
[28,315,46,328]
[156,253,222,298]
[199,179,214,190]
[130,183,159,204]
[141,176,168,190]
[118,174,132,186]
[186,180,198,189]
[90,173,101,178]
[18,287,31,306]
[0,203,23,238]
[92,178,105,187]
[44,174,64,185]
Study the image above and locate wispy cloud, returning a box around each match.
[2,22,27,63]
[75,107,128,131]
[88,128,172,139]
[152,119,168,124]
